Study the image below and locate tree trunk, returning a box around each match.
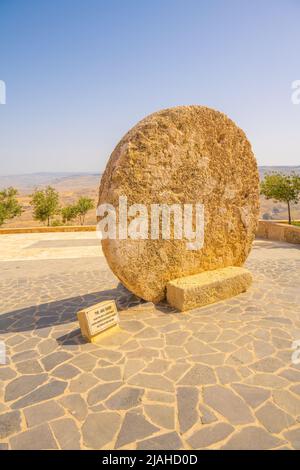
[47,216,50,227]
[287,201,292,225]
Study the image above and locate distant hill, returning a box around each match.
[0,172,101,192]
[0,167,299,228]
[259,166,300,179]
[1,166,300,191]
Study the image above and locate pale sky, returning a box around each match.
[0,0,300,174]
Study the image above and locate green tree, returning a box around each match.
[61,204,79,224]
[75,196,94,225]
[0,187,23,226]
[260,172,300,225]
[30,186,60,226]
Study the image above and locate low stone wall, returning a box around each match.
[1,221,300,245]
[257,220,300,244]
[0,225,96,235]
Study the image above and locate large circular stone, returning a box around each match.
[98,106,259,302]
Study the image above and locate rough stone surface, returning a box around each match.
[0,411,21,439]
[116,410,159,448]
[51,418,81,450]
[203,385,254,424]
[9,424,57,450]
[177,387,198,433]
[24,401,64,428]
[188,423,234,449]
[255,402,295,433]
[98,105,259,302]
[137,432,183,450]
[221,426,284,450]
[167,266,252,311]
[82,412,121,449]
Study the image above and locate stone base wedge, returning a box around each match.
[166,266,252,312]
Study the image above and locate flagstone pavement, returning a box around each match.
[0,232,300,450]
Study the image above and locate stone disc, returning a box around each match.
[98,106,260,302]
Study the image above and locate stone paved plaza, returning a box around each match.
[0,232,300,450]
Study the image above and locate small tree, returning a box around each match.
[31,186,60,226]
[75,196,94,225]
[61,204,78,224]
[260,172,300,225]
[0,187,23,226]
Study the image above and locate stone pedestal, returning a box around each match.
[166,266,252,311]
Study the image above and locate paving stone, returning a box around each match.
[164,346,187,360]
[221,426,285,450]
[211,342,237,353]
[116,410,159,448]
[127,348,159,360]
[5,374,48,401]
[140,338,165,349]
[11,350,38,363]
[24,400,64,427]
[256,402,295,433]
[71,353,97,372]
[128,373,174,392]
[284,428,300,450]
[270,336,291,350]
[177,387,198,433]
[69,373,98,393]
[188,423,234,449]
[290,384,300,396]
[94,366,122,381]
[137,432,183,450]
[13,337,40,352]
[144,404,174,429]
[87,382,122,406]
[190,353,225,366]
[184,339,216,355]
[203,385,254,424]
[0,367,16,381]
[245,373,289,389]
[232,383,270,408]
[273,390,300,416]
[105,386,144,410]
[52,363,81,379]
[165,363,188,381]
[41,351,73,371]
[11,380,67,409]
[143,359,170,374]
[51,418,81,450]
[279,368,300,383]
[199,404,217,424]
[216,366,240,384]
[165,331,190,346]
[134,327,158,339]
[9,424,58,450]
[90,348,122,362]
[15,359,43,374]
[123,359,144,380]
[252,340,275,359]
[228,348,253,365]
[37,338,57,355]
[250,357,284,373]
[145,390,174,403]
[120,320,145,332]
[179,364,216,386]
[59,394,88,421]
[82,412,121,449]
[0,410,21,439]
